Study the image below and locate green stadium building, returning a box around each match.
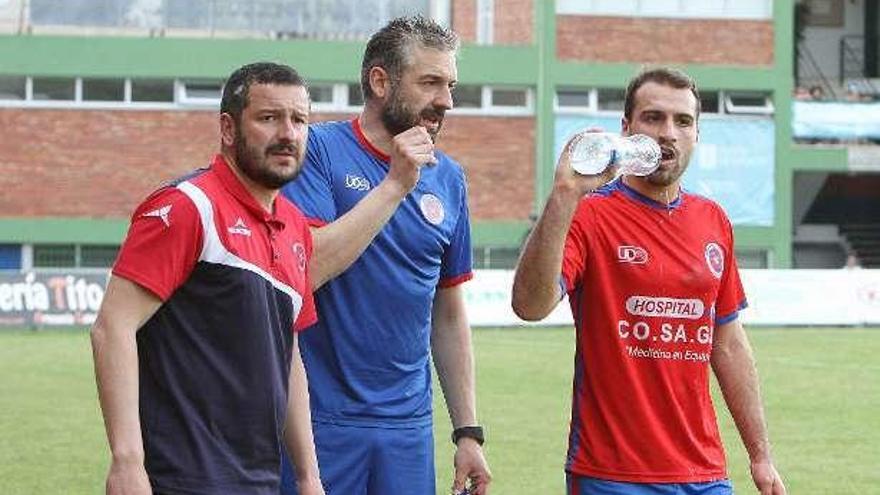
[0,0,877,271]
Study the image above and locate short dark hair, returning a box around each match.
[220,62,307,123]
[624,67,701,120]
[360,15,459,101]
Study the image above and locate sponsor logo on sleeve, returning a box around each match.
[142,205,172,228]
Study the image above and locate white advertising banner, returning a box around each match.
[464,269,880,327]
[3,269,879,328]
[464,269,574,327]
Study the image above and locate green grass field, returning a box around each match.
[1,327,878,494]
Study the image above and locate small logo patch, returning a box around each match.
[617,245,648,264]
[705,242,724,279]
[419,193,445,226]
[292,243,307,272]
[344,174,371,192]
[227,218,252,237]
[142,205,172,228]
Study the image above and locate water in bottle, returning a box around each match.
[567,132,661,177]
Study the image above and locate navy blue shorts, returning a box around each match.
[280,422,434,495]
[566,473,733,495]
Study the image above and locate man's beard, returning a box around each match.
[645,149,690,187]
[234,132,302,190]
[646,166,684,187]
[380,84,445,141]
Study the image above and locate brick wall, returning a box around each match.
[452,0,477,43]
[495,0,533,45]
[437,114,535,220]
[0,109,217,219]
[452,0,533,45]
[1,109,534,222]
[557,16,774,66]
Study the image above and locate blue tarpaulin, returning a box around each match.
[793,101,880,139]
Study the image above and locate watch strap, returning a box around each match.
[451,425,485,446]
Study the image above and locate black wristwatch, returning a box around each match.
[451,425,485,446]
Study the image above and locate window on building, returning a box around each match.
[723,0,772,19]
[597,88,626,112]
[33,244,76,268]
[347,83,364,107]
[699,90,720,114]
[0,75,535,116]
[310,84,335,104]
[489,87,528,107]
[589,0,638,15]
[0,76,26,100]
[452,85,483,109]
[477,0,494,45]
[724,91,774,115]
[0,244,21,270]
[556,87,769,116]
[179,80,223,106]
[29,0,435,39]
[131,79,175,102]
[80,245,120,268]
[82,78,125,102]
[683,0,726,17]
[640,0,680,17]
[32,77,75,101]
[32,244,120,268]
[556,88,592,110]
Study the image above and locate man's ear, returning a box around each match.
[621,117,631,136]
[220,113,236,147]
[369,66,391,99]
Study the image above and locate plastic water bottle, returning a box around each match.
[567,132,661,177]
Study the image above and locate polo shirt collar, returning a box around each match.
[210,154,282,224]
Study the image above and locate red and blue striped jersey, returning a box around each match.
[561,178,746,483]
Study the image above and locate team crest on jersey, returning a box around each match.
[419,193,445,226]
[292,242,307,272]
[705,242,724,279]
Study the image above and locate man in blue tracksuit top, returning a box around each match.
[280,15,492,495]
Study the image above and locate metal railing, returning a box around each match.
[839,34,878,95]
[797,42,837,100]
